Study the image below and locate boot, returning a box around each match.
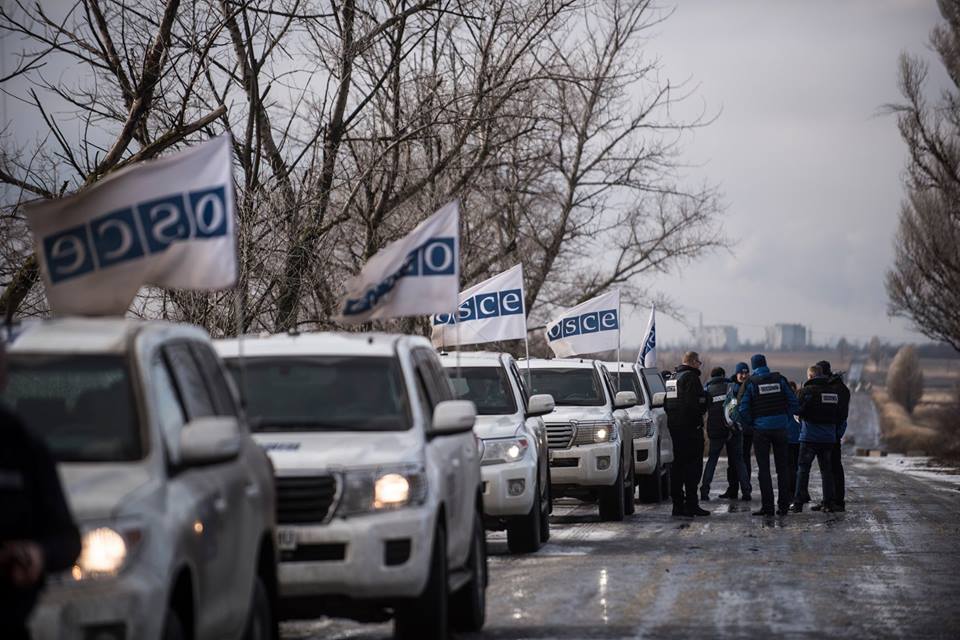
[777,505,790,516]
[740,493,752,501]
[833,501,845,512]
[811,501,825,511]
[788,501,803,513]
[688,505,711,516]
[718,489,737,499]
[700,491,710,502]
[752,508,774,516]
[672,503,692,518]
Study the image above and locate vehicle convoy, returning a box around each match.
[440,352,555,553]
[603,362,674,502]
[3,318,278,640]
[525,358,638,521]
[215,332,486,640]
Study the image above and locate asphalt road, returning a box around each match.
[283,395,960,639]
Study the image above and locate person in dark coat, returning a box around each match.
[785,380,803,503]
[665,351,709,517]
[699,367,751,501]
[737,354,799,516]
[790,364,840,512]
[0,339,81,639]
[810,360,851,512]
[719,362,753,500]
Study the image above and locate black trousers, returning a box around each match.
[795,442,834,505]
[831,441,845,503]
[726,431,753,495]
[753,428,789,513]
[786,443,800,501]
[669,426,704,507]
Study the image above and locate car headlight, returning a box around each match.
[630,417,654,439]
[72,523,144,580]
[572,420,617,445]
[338,465,427,516]
[481,437,529,465]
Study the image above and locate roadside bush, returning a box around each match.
[887,345,925,414]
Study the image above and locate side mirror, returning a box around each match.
[614,391,637,409]
[429,400,476,437]
[526,394,555,418]
[651,391,666,408]
[179,417,242,466]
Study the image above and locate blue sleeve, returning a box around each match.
[737,383,753,425]
[784,379,799,414]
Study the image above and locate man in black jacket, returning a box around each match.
[0,339,81,639]
[811,360,851,512]
[665,352,709,517]
[700,367,751,501]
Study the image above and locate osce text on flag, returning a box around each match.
[342,237,456,317]
[547,308,619,342]
[434,288,523,325]
[42,186,229,283]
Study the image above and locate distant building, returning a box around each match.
[695,325,739,351]
[765,324,808,350]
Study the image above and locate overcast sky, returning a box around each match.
[621,0,949,348]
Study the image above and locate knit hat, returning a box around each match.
[750,354,767,370]
[735,362,749,375]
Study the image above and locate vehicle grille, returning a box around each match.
[630,418,654,440]
[544,423,574,449]
[276,475,338,524]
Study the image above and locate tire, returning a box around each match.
[244,575,276,640]
[450,510,487,632]
[507,479,543,554]
[395,524,448,640]
[162,608,186,640]
[539,470,551,543]
[637,449,663,504]
[624,446,636,515]
[598,459,626,522]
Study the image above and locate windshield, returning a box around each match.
[446,366,518,415]
[225,356,411,431]
[529,368,605,407]
[3,355,143,462]
[611,370,646,404]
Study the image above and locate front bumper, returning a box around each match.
[548,442,620,486]
[633,436,658,475]
[30,564,166,640]
[481,457,538,518]
[277,504,435,601]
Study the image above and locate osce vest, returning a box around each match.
[748,372,787,418]
[800,381,844,425]
[664,370,693,413]
[705,379,729,430]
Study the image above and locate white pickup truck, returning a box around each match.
[216,331,486,640]
[525,358,637,521]
[440,351,554,553]
[603,362,673,502]
[4,318,277,640]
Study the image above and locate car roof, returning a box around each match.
[602,361,638,372]
[6,317,200,355]
[524,357,597,369]
[438,351,508,367]
[215,331,428,358]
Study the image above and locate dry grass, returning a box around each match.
[874,388,960,457]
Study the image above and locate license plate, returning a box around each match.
[277,528,297,551]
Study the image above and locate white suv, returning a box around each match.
[603,362,673,502]
[3,318,277,640]
[525,358,637,521]
[440,352,554,553]
[215,332,486,640]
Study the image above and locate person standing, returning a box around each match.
[811,360,851,512]
[790,365,840,512]
[719,362,753,500]
[785,380,802,502]
[665,351,710,517]
[0,339,81,639]
[737,354,799,516]
[699,367,751,501]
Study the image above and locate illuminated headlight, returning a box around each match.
[594,427,609,443]
[572,420,617,445]
[481,437,529,465]
[338,465,427,516]
[72,524,143,580]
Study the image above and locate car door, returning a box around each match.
[509,360,548,492]
[599,366,630,472]
[162,342,241,637]
[641,367,672,463]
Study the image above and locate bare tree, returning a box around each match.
[885,0,960,353]
[887,344,925,414]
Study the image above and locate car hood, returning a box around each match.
[543,405,613,423]
[252,431,422,472]
[58,463,155,521]
[473,414,524,439]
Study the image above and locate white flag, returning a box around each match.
[431,264,526,347]
[637,305,657,368]
[26,135,236,316]
[339,201,459,323]
[544,290,621,358]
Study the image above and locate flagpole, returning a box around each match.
[616,294,622,390]
[524,332,532,387]
[234,289,247,410]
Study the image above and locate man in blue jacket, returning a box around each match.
[719,362,752,500]
[790,364,840,512]
[737,354,799,516]
[699,367,751,501]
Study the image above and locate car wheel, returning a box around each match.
[395,523,448,640]
[624,447,636,515]
[507,478,543,554]
[598,459,625,522]
[162,608,186,640]
[243,575,276,640]
[539,469,552,543]
[450,510,487,631]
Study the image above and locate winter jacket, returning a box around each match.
[737,366,800,431]
[787,415,801,444]
[798,375,848,444]
[665,364,707,429]
[726,379,753,435]
[703,375,731,439]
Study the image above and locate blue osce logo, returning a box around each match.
[433,288,523,325]
[42,185,228,284]
[342,237,456,316]
[546,308,619,342]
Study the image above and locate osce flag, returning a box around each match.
[431,264,526,347]
[544,289,621,358]
[637,305,656,368]
[26,135,236,316]
[339,201,459,323]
